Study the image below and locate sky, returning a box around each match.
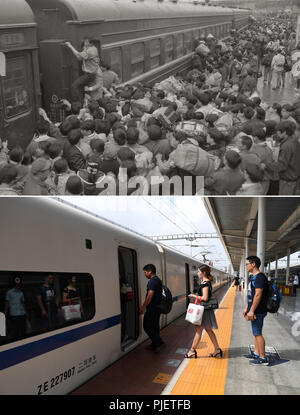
[58,196,231,270]
[56,196,300,272]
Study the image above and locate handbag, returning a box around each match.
[185,296,204,326]
[62,304,81,321]
[202,298,219,310]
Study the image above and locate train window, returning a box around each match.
[193,30,200,41]
[184,32,193,54]
[175,34,184,58]
[109,48,123,82]
[0,271,95,347]
[165,36,174,63]
[150,38,161,70]
[2,56,31,119]
[131,43,144,78]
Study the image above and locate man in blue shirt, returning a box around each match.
[140,264,164,353]
[5,276,27,341]
[243,256,269,366]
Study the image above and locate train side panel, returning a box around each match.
[0,198,162,394]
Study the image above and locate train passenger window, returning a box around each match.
[131,43,144,78]
[0,271,95,346]
[105,48,122,82]
[175,34,184,58]
[165,36,174,63]
[184,32,193,54]
[2,56,31,119]
[150,39,161,70]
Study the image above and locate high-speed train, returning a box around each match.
[0,198,231,395]
[0,0,251,149]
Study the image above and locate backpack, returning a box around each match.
[173,142,215,177]
[266,282,282,313]
[159,285,173,314]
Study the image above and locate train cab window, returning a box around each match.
[0,271,95,346]
[149,38,161,69]
[118,246,139,349]
[164,36,174,63]
[131,43,144,78]
[175,34,184,58]
[184,32,193,54]
[2,56,31,119]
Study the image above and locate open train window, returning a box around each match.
[109,47,123,82]
[184,32,193,54]
[118,246,139,349]
[165,36,174,63]
[2,56,31,119]
[131,43,144,78]
[150,38,161,70]
[175,34,184,59]
[0,271,95,346]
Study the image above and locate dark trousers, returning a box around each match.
[9,315,26,340]
[71,72,96,104]
[143,307,163,348]
[293,285,298,296]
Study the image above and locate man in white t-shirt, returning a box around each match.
[293,274,299,296]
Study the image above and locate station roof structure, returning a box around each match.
[204,198,300,271]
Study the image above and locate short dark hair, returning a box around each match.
[246,256,261,268]
[68,129,83,145]
[276,121,296,137]
[143,264,156,275]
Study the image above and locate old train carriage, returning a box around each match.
[25,0,250,117]
[0,0,40,149]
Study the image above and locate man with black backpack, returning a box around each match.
[243,256,269,366]
[140,264,164,353]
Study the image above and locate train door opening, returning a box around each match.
[118,246,139,349]
[185,263,191,308]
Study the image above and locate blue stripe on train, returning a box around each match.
[1,295,186,371]
[0,314,121,371]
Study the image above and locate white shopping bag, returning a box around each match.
[62,304,81,321]
[185,296,204,326]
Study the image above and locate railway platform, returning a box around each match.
[71,283,300,396]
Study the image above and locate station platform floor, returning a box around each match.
[71,284,300,396]
[257,73,297,106]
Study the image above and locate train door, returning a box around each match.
[118,246,139,350]
[185,263,191,308]
[0,51,37,149]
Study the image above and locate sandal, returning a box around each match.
[209,348,223,358]
[185,349,197,359]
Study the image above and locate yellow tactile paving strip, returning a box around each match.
[171,286,236,395]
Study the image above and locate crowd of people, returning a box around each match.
[1,12,300,195]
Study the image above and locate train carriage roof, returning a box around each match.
[25,0,247,23]
[0,0,35,25]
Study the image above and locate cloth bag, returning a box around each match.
[62,304,81,321]
[185,296,204,325]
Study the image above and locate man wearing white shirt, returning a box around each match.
[293,274,299,297]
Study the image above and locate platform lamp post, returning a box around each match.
[275,254,278,282]
[244,237,249,293]
[286,247,291,286]
[257,198,266,273]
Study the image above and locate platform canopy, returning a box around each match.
[0,0,35,26]
[204,198,300,271]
